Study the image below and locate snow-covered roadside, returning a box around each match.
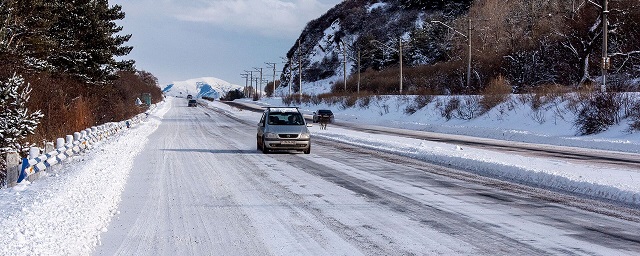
[0,101,169,255]
[310,128,640,206]
[211,100,640,207]
[237,96,640,154]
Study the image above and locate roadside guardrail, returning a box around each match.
[3,105,154,188]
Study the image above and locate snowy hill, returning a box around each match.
[162,77,242,99]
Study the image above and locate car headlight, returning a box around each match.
[299,133,310,139]
[265,132,278,139]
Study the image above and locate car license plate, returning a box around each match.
[281,140,295,145]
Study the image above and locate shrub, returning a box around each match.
[221,89,243,101]
[479,75,511,113]
[310,95,321,105]
[457,95,482,120]
[357,94,372,109]
[442,97,460,120]
[405,94,434,115]
[281,95,294,106]
[372,96,391,115]
[626,99,640,132]
[340,95,358,109]
[574,93,621,135]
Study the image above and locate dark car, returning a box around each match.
[312,109,334,123]
[188,99,197,107]
[187,94,193,99]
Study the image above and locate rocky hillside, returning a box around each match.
[279,0,640,95]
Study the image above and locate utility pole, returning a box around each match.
[298,39,302,100]
[342,42,347,92]
[432,19,472,90]
[254,77,259,97]
[240,73,249,97]
[585,0,609,93]
[254,67,263,99]
[244,70,254,98]
[339,40,362,94]
[467,18,472,91]
[357,50,361,94]
[601,0,609,93]
[399,39,403,94]
[266,62,276,97]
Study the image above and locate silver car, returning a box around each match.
[257,107,311,154]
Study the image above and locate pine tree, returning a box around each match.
[1,0,134,83]
[46,0,134,84]
[0,74,44,154]
[0,0,55,73]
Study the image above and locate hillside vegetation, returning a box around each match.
[1,0,162,183]
[0,0,162,141]
[280,0,640,94]
[273,0,640,138]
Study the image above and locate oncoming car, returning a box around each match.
[188,99,197,107]
[257,107,311,154]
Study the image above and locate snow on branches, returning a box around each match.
[0,74,43,154]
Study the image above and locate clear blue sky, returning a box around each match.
[109,0,341,86]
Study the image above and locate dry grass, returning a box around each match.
[24,71,162,143]
[479,75,511,113]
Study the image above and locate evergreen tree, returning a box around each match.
[0,0,55,73]
[0,74,43,154]
[46,0,134,84]
[1,0,134,83]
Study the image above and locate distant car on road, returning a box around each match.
[257,107,311,154]
[187,94,193,99]
[313,109,334,123]
[188,99,197,107]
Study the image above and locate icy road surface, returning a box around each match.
[93,98,640,255]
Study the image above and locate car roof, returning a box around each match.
[265,107,300,113]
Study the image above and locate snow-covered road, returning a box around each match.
[90,98,639,255]
[1,97,639,255]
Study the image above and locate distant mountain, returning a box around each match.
[162,77,243,99]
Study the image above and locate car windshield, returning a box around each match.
[268,112,304,125]
[318,110,333,115]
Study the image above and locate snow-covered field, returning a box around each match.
[0,93,639,254]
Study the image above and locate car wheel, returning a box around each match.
[262,138,269,154]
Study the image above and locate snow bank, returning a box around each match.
[0,101,169,255]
